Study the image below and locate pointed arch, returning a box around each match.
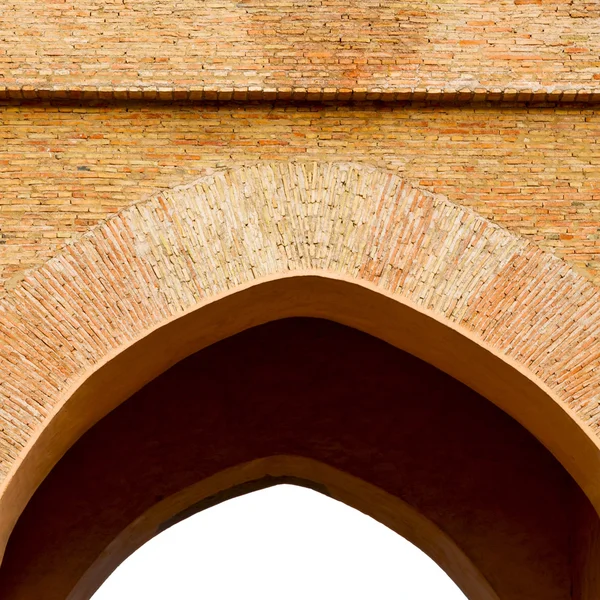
[71,456,499,600]
[0,161,599,565]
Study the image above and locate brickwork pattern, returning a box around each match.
[0,161,598,483]
[2,0,599,94]
[1,103,599,290]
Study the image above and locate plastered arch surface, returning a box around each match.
[0,161,600,562]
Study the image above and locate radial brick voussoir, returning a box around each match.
[0,160,599,486]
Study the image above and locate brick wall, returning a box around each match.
[0,1,599,289]
[1,2,600,590]
[1,0,599,93]
[0,102,598,289]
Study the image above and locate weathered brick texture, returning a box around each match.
[1,103,599,289]
[1,1,600,288]
[1,162,599,476]
[1,0,599,94]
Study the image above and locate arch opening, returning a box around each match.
[90,483,469,600]
[1,317,595,600]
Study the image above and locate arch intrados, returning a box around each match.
[1,272,599,568]
[69,455,499,600]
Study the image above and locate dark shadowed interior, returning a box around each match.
[0,318,594,600]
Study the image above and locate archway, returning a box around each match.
[0,162,599,597]
[1,318,593,599]
[91,484,469,600]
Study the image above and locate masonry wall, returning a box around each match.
[1,0,599,93]
[1,4,600,595]
[0,102,599,291]
[1,1,599,289]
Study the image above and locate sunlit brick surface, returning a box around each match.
[1,0,599,92]
[1,105,599,290]
[0,162,598,480]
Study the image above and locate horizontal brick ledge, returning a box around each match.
[2,85,600,105]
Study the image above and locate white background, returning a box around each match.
[92,485,467,599]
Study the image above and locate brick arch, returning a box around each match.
[0,160,599,564]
